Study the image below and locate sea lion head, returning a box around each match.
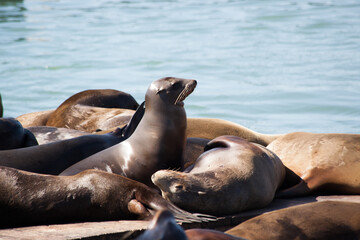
[146,77,197,108]
[151,169,211,212]
[0,118,38,150]
[136,210,187,240]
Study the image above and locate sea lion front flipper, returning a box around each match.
[122,101,145,138]
[128,199,151,219]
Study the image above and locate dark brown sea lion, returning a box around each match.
[16,109,54,128]
[152,135,285,216]
[45,89,138,132]
[226,201,360,240]
[136,209,241,240]
[0,166,211,229]
[183,137,209,170]
[267,132,360,197]
[0,118,38,150]
[0,102,144,175]
[60,77,197,187]
[136,210,188,240]
[186,118,283,146]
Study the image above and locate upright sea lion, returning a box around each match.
[45,89,138,132]
[225,201,360,240]
[186,118,283,146]
[152,136,285,216]
[0,166,211,229]
[60,77,197,187]
[267,132,360,197]
[0,118,38,150]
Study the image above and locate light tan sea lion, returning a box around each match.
[152,135,285,216]
[226,201,360,240]
[45,89,138,132]
[186,118,283,146]
[267,132,360,197]
[16,109,54,128]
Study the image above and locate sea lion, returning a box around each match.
[0,118,38,150]
[225,201,360,240]
[0,166,212,229]
[267,132,360,197]
[0,102,144,175]
[186,118,283,146]
[136,210,241,240]
[16,110,54,128]
[136,210,188,240]
[45,89,138,132]
[60,77,197,187]
[152,135,285,216]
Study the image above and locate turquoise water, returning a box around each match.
[1,0,359,134]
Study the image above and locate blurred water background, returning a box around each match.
[0,0,359,134]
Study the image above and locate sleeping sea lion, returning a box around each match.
[0,166,212,229]
[0,118,38,150]
[152,135,285,216]
[45,89,138,132]
[267,132,360,197]
[226,201,360,240]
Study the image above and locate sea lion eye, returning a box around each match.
[171,82,182,90]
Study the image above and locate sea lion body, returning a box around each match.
[267,132,360,197]
[0,118,38,150]
[0,166,208,228]
[152,135,285,216]
[27,126,91,144]
[16,110,54,128]
[45,89,138,132]
[186,118,283,146]
[185,229,244,240]
[226,201,360,240]
[60,77,197,186]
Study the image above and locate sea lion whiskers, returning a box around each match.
[174,81,196,105]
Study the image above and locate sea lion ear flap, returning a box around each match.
[23,129,39,147]
[204,139,229,152]
[156,87,165,95]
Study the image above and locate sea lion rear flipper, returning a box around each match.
[275,180,312,198]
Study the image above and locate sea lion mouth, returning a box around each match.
[174,80,197,106]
